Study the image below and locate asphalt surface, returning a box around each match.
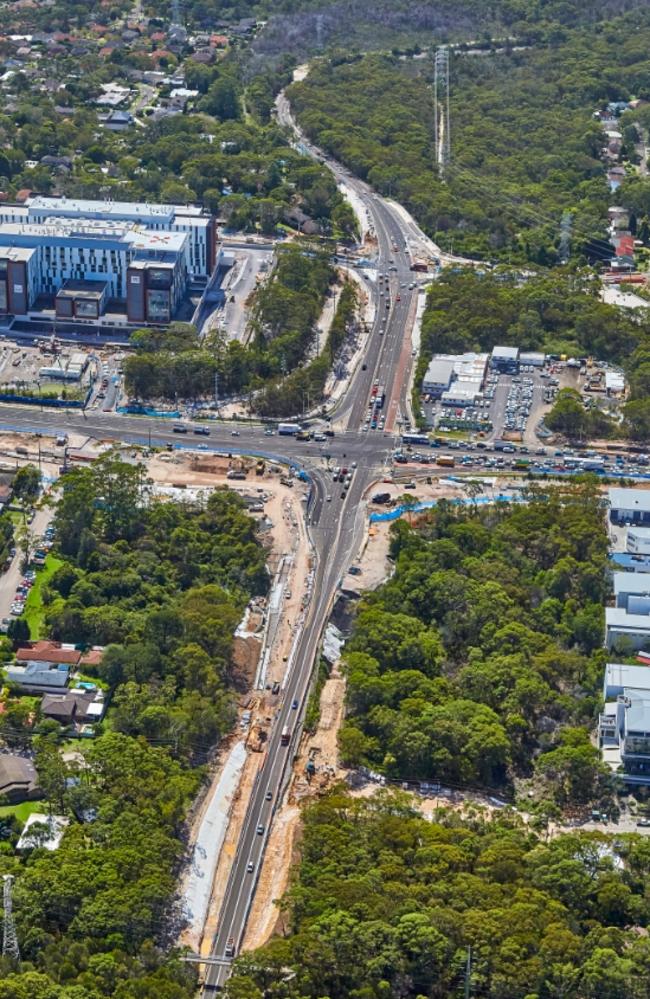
[0,94,457,993]
[0,89,640,992]
[198,96,428,991]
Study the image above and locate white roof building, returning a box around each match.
[609,488,650,524]
[605,606,650,650]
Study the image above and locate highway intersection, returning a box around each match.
[0,91,448,992]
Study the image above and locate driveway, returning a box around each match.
[0,502,54,622]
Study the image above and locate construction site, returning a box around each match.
[0,337,96,402]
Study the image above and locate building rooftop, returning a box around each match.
[613,571,650,597]
[604,662,650,695]
[57,279,108,300]
[424,358,455,385]
[606,606,650,630]
[445,379,479,397]
[26,195,204,220]
[609,488,650,514]
[0,754,38,797]
[0,245,36,262]
[492,345,519,360]
[16,812,68,851]
[0,218,188,254]
[622,687,650,733]
[16,641,81,665]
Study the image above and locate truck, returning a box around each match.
[278,422,301,436]
[372,492,391,504]
[280,725,291,746]
[296,430,312,441]
[436,455,455,467]
[225,938,235,958]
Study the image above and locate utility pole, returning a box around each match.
[3,875,20,962]
[434,46,451,176]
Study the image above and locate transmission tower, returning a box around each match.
[559,211,573,264]
[2,876,20,962]
[434,46,451,176]
[170,0,184,29]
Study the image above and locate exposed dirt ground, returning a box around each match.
[198,748,266,958]
[242,659,347,952]
[152,451,315,953]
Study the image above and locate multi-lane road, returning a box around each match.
[199,93,431,991]
[0,88,433,993]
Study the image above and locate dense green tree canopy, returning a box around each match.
[340,483,611,805]
[230,788,650,999]
[0,455,268,995]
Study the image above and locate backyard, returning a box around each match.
[23,554,63,638]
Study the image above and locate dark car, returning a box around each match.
[193,426,210,436]
[291,699,298,709]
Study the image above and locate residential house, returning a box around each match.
[192,47,215,64]
[8,641,103,695]
[284,206,319,235]
[0,754,40,802]
[169,87,198,111]
[99,109,134,131]
[41,687,104,726]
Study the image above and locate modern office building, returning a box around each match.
[0,196,219,325]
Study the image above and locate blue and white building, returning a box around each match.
[0,197,219,324]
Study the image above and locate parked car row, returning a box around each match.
[504,375,535,434]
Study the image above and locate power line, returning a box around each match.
[443,162,616,257]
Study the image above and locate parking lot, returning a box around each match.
[420,364,563,441]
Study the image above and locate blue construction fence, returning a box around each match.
[370,493,519,523]
[117,405,181,418]
[0,393,85,409]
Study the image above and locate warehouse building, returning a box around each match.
[520,351,546,368]
[0,196,220,325]
[609,487,650,526]
[605,607,650,651]
[491,345,520,373]
[627,527,650,556]
[613,571,650,613]
[422,358,455,398]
